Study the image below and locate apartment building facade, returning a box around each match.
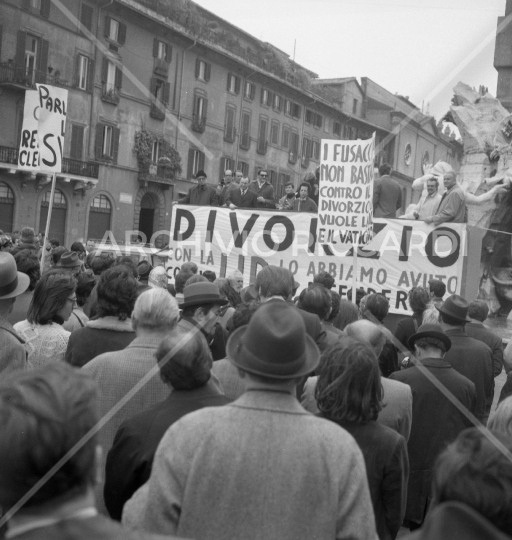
[0,0,459,247]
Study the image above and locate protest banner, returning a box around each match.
[36,84,68,173]
[167,206,468,315]
[318,134,376,302]
[18,90,40,171]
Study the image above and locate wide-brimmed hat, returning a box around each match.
[0,252,30,299]
[436,294,470,323]
[227,302,320,379]
[179,282,228,309]
[56,251,82,268]
[137,260,153,280]
[408,323,451,352]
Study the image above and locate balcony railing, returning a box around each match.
[61,158,99,179]
[138,164,174,186]
[191,114,206,133]
[0,146,18,165]
[0,62,68,88]
[101,85,120,104]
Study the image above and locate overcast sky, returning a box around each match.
[193,0,506,121]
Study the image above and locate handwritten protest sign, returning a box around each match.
[18,90,40,171]
[36,84,68,173]
[318,134,375,247]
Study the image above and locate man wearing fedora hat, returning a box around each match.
[55,250,84,277]
[390,323,476,529]
[173,170,219,206]
[438,294,493,423]
[123,301,376,540]
[0,252,29,375]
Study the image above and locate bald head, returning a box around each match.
[345,320,386,356]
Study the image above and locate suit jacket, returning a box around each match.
[177,184,219,206]
[7,290,33,326]
[226,187,258,208]
[443,328,493,421]
[0,316,27,376]
[8,513,178,540]
[248,180,275,208]
[292,197,318,212]
[302,375,412,441]
[211,357,246,400]
[122,390,377,540]
[105,385,230,520]
[373,175,402,218]
[220,181,240,205]
[432,185,466,224]
[81,336,170,513]
[390,358,476,524]
[464,321,503,377]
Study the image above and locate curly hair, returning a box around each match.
[95,266,138,320]
[14,249,41,291]
[315,338,383,423]
[27,273,77,325]
[408,286,430,313]
[75,272,96,308]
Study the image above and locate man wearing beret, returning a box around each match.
[173,170,219,206]
[122,302,377,540]
[390,323,476,530]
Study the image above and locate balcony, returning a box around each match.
[0,62,68,90]
[61,158,99,179]
[257,139,268,155]
[138,164,174,189]
[150,103,166,120]
[191,114,206,133]
[101,85,120,104]
[0,146,18,165]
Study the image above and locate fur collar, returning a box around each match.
[86,316,134,332]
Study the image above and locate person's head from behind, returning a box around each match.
[313,271,335,290]
[0,363,98,512]
[114,256,138,279]
[432,428,512,537]
[409,323,450,359]
[202,270,217,283]
[345,319,387,357]
[49,238,60,249]
[185,274,208,287]
[326,291,341,324]
[408,286,430,313]
[468,299,489,323]
[429,279,446,299]
[75,271,96,308]
[51,246,66,267]
[488,396,512,437]
[90,252,114,276]
[298,284,332,321]
[132,288,179,335]
[28,272,77,324]
[315,338,383,423]
[255,265,293,301]
[174,269,194,294]
[180,262,198,275]
[156,327,212,390]
[70,241,86,260]
[378,163,391,176]
[96,266,138,321]
[14,249,41,291]
[336,299,359,330]
[364,293,389,323]
[227,301,261,335]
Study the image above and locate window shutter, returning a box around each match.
[101,58,108,82]
[267,91,273,106]
[205,62,211,82]
[0,27,2,62]
[150,77,157,97]
[153,38,159,57]
[117,23,126,45]
[70,125,84,160]
[104,16,111,38]
[166,44,172,62]
[37,40,49,80]
[235,76,241,95]
[75,55,81,87]
[219,158,225,180]
[250,83,255,100]
[87,59,94,92]
[199,151,205,171]
[192,94,197,116]
[21,0,30,10]
[112,127,120,163]
[187,148,194,179]
[80,4,93,32]
[94,124,104,159]
[40,0,50,18]
[115,66,122,88]
[162,82,170,105]
[226,73,231,92]
[195,58,200,78]
[203,98,208,120]
[260,88,264,104]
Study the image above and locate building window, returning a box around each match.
[282,125,290,149]
[323,117,330,134]
[24,35,38,85]
[95,124,120,162]
[404,143,412,165]
[244,81,255,100]
[151,140,160,163]
[237,160,249,176]
[312,140,320,161]
[273,94,282,112]
[227,73,240,94]
[422,151,430,171]
[153,39,170,61]
[77,54,90,90]
[261,88,272,107]
[88,195,112,241]
[353,98,358,114]
[224,106,236,143]
[291,102,301,119]
[305,109,322,128]
[270,120,279,146]
[101,58,122,103]
[284,99,292,116]
[333,122,341,137]
[105,16,126,44]
[257,117,268,155]
[40,189,67,247]
[195,59,211,82]
[70,124,85,160]
[302,137,311,167]
[192,94,207,132]
[103,125,114,157]
[219,156,234,180]
[289,131,299,164]
[187,148,205,178]
[240,110,251,150]
[31,0,41,9]
[0,182,14,234]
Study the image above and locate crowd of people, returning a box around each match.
[1,224,512,540]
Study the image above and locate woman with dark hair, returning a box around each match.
[316,338,409,540]
[394,286,431,348]
[63,271,96,332]
[65,266,137,367]
[70,241,87,261]
[13,273,77,367]
[335,298,359,331]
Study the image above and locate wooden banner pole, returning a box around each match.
[352,245,358,306]
[39,172,57,274]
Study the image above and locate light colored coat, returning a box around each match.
[123,389,378,540]
[302,375,413,441]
